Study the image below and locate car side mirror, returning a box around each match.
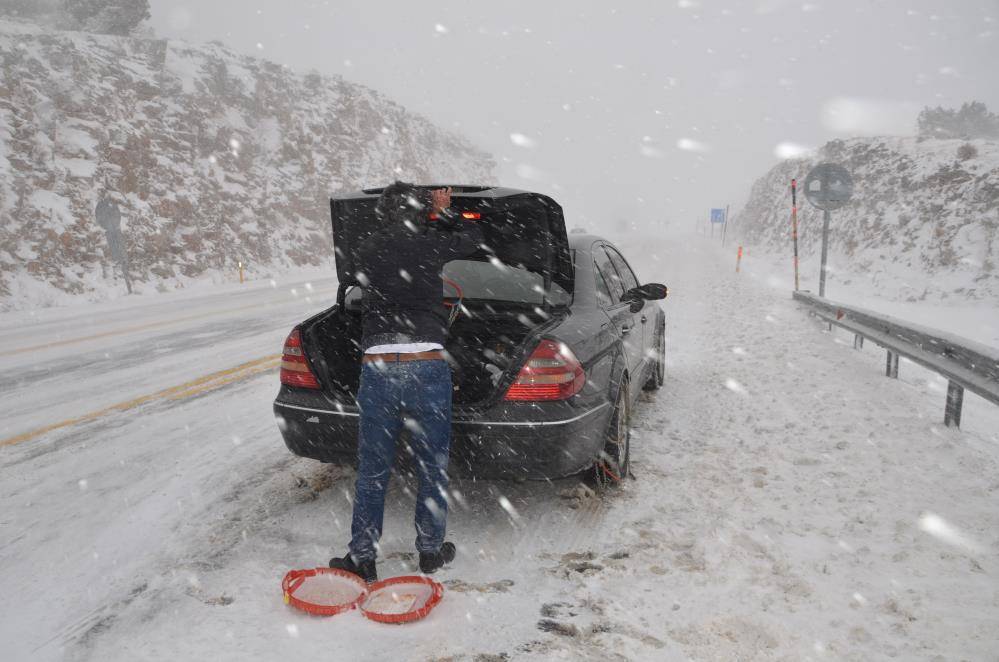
[625,296,644,313]
[626,283,669,301]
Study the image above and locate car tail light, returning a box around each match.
[504,340,585,401]
[429,211,481,220]
[280,328,320,389]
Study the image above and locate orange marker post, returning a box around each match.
[736,245,743,272]
[239,260,245,284]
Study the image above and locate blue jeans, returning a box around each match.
[348,359,452,562]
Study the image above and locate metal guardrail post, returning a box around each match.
[885,351,899,378]
[944,381,964,428]
[793,290,999,428]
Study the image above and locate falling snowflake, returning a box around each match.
[918,512,983,552]
[498,496,520,520]
[774,142,812,159]
[509,133,537,148]
[724,378,747,394]
[676,137,708,152]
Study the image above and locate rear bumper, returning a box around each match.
[273,393,612,480]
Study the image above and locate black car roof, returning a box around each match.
[335,185,537,201]
[568,233,609,251]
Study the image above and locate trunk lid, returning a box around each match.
[329,186,573,297]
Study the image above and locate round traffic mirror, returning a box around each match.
[803,163,854,211]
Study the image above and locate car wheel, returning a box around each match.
[643,319,665,391]
[594,377,630,487]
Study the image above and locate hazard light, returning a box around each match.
[428,211,481,221]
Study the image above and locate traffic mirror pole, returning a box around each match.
[819,209,831,298]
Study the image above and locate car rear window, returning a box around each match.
[342,260,572,309]
[443,260,570,306]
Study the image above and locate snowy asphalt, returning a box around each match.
[1,240,997,661]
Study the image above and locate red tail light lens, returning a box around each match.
[429,211,481,220]
[504,340,585,401]
[280,328,320,389]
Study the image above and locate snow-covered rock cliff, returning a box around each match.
[0,20,496,309]
[735,136,999,302]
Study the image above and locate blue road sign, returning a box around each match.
[710,208,726,223]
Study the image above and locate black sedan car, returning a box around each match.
[273,185,668,481]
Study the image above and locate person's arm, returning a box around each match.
[429,187,484,259]
[437,218,484,260]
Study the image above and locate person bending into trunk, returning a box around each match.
[330,182,483,582]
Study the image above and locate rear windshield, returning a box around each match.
[443,260,571,306]
[342,260,571,309]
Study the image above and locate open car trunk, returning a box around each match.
[304,186,573,406]
[302,301,558,406]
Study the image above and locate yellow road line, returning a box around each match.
[0,354,281,448]
[166,358,281,401]
[0,286,336,357]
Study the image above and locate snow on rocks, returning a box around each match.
[735,135,999,303]
[0,19,496,311]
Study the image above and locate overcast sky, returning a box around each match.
[150,1,999,235]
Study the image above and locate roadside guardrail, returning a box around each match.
[793,291,999,428]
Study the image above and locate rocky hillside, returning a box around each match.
[735,136,999,301]
[0,20,496,309]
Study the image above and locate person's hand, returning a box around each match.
[431,187,452,213]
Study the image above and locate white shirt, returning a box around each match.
[364,342,443,355]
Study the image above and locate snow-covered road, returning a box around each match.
[1,238,997,661]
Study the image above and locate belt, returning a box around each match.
[362,350,445,363]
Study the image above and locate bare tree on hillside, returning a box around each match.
[918,101,999,140]
[0,0,61,21]
[62,0,149,36]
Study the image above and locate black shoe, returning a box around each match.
[419,542,456,574]
[329,553,377,583]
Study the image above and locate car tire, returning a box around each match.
[594,377,630,487]
[643,319,665,391]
